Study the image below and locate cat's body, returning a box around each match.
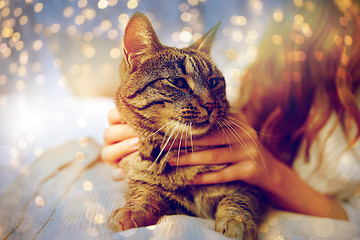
[108,13,267,239]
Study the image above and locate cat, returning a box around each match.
[108,12,267,240]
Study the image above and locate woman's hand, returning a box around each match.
[169,112,275,188]
[169,112,348,220]
[101,108,139,165]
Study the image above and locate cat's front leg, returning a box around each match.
[108,183,171,232]
[214,190,266,240]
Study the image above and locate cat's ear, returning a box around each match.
[123,12,162,71]
[188,21,221,54]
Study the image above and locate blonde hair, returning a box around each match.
[241,0,360,165]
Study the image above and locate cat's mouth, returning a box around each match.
[192,119,215,137]
[194,119,210,128]
[174,119,213,137]
[164,116,215,138]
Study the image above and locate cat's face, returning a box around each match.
[117,13,228,138]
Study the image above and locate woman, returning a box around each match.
[102,0,360,235]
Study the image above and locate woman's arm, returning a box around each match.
[262,152,348,220]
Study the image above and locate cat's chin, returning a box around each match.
[192,122,213,137]
[174,120,213,138]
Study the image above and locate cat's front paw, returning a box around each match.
[108,206,158,232]
[215,216,257,240]
[107,207,137,232]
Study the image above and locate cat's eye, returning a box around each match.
[208,78,222,89]
[168,77,187,89]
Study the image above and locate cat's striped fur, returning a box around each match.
[108,13,267,239]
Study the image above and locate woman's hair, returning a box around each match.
[240,0,360,165]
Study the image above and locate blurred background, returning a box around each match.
[0,0,289,192]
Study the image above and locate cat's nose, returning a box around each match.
[204,102,216,116]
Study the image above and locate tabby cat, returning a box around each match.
[108,12,267,239]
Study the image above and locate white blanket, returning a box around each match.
[1,138,359,240]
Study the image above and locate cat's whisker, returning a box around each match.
[162,121,187,170]
[224,119,268,174]
[225,119,267,167]
[149,121,180,174]
[159,121,183,172]
[176,122,187,168]
[216,120,232,153]
[223,119,252,153]
[227,115,251,129]
[144,119,176,139]
[160,127,170,150]
[221,119,261,170]
[184,122,189,159]
[190,122,194,155]
[228,115,274,138]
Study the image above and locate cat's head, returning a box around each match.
[116,13,228,139]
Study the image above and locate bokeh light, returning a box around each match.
[127,0,138,9]
[35,196,45,207]
[273,9,284,22]
[98,0,109,9]
[82,180,93,191]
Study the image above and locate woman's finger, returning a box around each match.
[101,137,139,165]
[103,124,137,145]
[191,161,259,185]
[108,108,125,124]
[170,143,260,166]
